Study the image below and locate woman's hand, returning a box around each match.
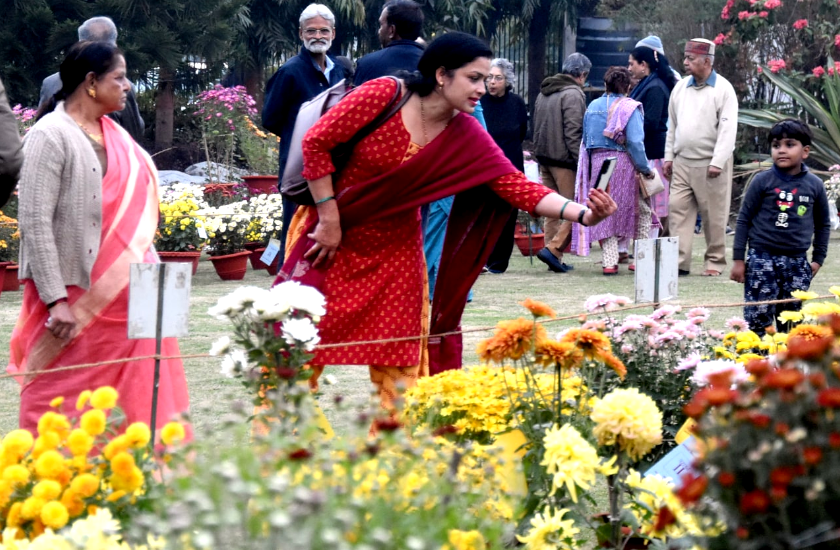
[305,218,342,268]
[582,188,618,227]
[46,302,77,341]
[641,171,655,180]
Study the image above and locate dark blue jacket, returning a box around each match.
[262,48,346,174]
[354,40,424,86]
[629,73,671,160]
[733,164,831,265]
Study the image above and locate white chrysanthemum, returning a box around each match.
[209,336,231,356]
[220,349,249,377]
[282,318,321,350]
[271,281,326,316]
[226,286,271,313]
[208,295,239,320]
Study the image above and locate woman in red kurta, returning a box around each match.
[279,33,616,409]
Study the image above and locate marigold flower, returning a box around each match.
[125,422,152,448]
[20,496,46,520]
[591,388,663,460]
[2,464,31,486]
[37,411,70,439]
[2,429,34,460]
[90,386,119,410]
[109,467,144,493]
[740,489,771,514]
[80,409,107,436]
[32,479,62,501]
[76,390,92,411]
[40,500,69,529]
[447,529,486,550]
[110,451,137,478]
[103,435,131,460]
[161,422,186,446]
[520,298,556,319]
[70,473,101,498]
[34,450,65,480]
[49,396,64,408]
[67,429,95,457]
[516,507,580,548]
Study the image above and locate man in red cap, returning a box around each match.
[664,38,738,277]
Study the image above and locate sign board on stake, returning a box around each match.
[128,263,191,339]
[634,237,679,304]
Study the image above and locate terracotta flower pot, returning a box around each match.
[514,233,545,256]
[209,251,250,281]
[248,247,267,269]
[0,263,6,299]
[157,251,201,276]
[264,252,281,275]
[1,263,20,292]
[242,175,279,195]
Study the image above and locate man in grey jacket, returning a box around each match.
[0,76,23,207]
[38,17,145,143]
[532,53,591,273]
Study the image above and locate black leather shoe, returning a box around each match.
[537,248,570,273]
[678,269,690,277]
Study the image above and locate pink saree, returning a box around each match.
[8,117,190,437]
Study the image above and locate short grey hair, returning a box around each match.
[562,53,592,78]
[78,16,118,45]
[299,4,336,27]
[490,58,516,90]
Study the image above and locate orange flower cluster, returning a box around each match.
[477,318,547,363]
[519,299,556,319]
[786,324,834,361]
[559,329,627,379]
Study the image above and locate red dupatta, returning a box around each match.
[277,113,517,374]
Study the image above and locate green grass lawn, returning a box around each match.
[2,232,839,438]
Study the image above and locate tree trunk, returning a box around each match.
[243,65,265,113]
[154,67,176,150]
[527,0,552,120]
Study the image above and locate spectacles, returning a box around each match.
[303,27,332,37]
[485,75,505,82]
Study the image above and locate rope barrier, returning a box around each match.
[0,293,834,382]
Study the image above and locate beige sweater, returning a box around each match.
[664,71,738,169]
[18,103,104,305]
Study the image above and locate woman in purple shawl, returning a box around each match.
[571,67,659,275]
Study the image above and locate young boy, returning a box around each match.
[730,119,831,335]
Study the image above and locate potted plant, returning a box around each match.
[239,116,280,195]
[242,194,283,273]
[155,184,208,275]
[514,210,545,256]
[201,201,250,280]
[0,210,20,292]
[192,85,256,189]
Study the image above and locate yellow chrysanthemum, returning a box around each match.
[110,452,136,478]
[516,507,580,550]
[102,435,131,460]
[36,411,71,439]
[49,396,64,408]
[590,388,663,460]
[90,387,119,410]
[20,496,46,520]
[801,301,840,320]
[447,529,486,550]
[778,310,804,324]
[80,409,107,436]
[67,428,95,457]
[2,464,30,486]
[70,473,101,498]
[34,449,66,480]
[830,285,840,299]
[124,423,151,448]
[40,500,69,529]
[32,479,62,501]
[110,466,145,493]
[2,429,34,460]
[791,290,819,301]
[5,502,22,527]
[541,424,617,502]
[160,422,186,446]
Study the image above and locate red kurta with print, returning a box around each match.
[297,77,551,367]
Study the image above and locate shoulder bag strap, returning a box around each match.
[343,76,412,151]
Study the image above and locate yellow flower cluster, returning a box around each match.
[403,365,590,440]
[157,196,206,251]
[0,508,163,549]
[541,424,617,502]
[590,388,663,461]
[516,507,580,550]
[0,387,185,541]
[715,330,787,362]
[443,529,486,550]
[624,470,703,540]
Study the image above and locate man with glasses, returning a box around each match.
[262,3,347,267]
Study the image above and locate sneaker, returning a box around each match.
[536,248,570,273]
[725,226,735,236]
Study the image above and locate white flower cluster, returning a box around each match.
[208,282,327,378]
[160,182,208,207]
[200,200,251,236]
[246,194,284,241]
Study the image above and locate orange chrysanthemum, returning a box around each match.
[602,352,628,379]
[535,339,582,369]
[560,329,612,361]
[786,324,834,361]
[519,298,556,319]
[477,318,547,364]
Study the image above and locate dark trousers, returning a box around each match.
[278,194,298,268]
[485,210,518,273]
[744,248,812,335]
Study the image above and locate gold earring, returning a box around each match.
[87,87,96,99]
